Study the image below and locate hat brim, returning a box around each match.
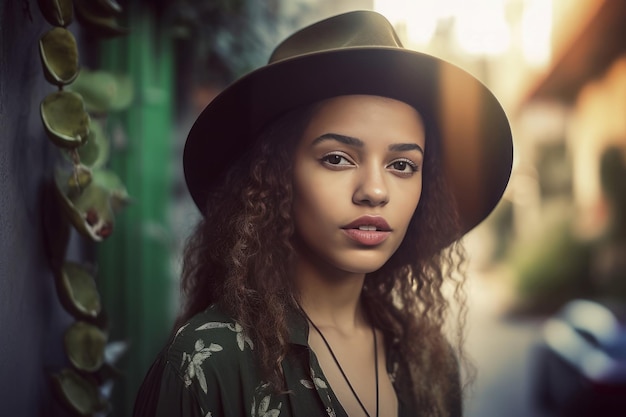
[184,47,512,236]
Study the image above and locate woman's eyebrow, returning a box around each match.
[389,143,424,154]
[311,133,424,155]
[311,133,364,147]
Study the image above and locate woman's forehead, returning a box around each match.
[301,95,426,147]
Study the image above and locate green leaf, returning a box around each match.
[51,368,108,416]
[56,262,102,320]
[41,91,90,149]
[38,0,74,27]
[64,321,108,372]
[69,69,133,113]
[54,168,130,241]
[39,27,79,86]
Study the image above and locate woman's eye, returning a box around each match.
[321,153,353,166]
[388,159,418,174]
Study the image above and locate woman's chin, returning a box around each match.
[334,258,389,275]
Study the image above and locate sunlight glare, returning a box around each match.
[375,0,552,63]
[453,0,511,56]
[521,0,553,67]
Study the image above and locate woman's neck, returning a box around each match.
[294,254,369,334]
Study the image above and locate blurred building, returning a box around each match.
[500,0,626,311]
[508,0,626,240]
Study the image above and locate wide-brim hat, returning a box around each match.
[184,10,513,237]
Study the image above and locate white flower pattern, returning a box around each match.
[308,368,329,389]
[299,379,314,389]
[251,383,282,417]
[145,308,417,416]
[174,323,190,339]
[306,367,335,416]
[181,339,223,394]
[389,360,399,384]
[195,321,254,351]
[251,395,282,417]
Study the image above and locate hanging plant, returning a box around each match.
[36,0,131,415]
[64,321,108,373]
[55,262,102,320]
[55,168,130,241]
[39,27,79,85]
[41,90,90,148]
[38,0,74,27]
[69,69,134,114]
[73,0,128,38]
[51,369,109,417]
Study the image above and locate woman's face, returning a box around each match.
[292,95,425,275]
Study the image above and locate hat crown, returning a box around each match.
[269,11,404,64]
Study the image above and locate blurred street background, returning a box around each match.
[1,1,625,416]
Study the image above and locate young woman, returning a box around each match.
[134,10,512,417]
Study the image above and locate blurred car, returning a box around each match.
[532,299,626,416]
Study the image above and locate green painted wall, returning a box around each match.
[98,6,175,416]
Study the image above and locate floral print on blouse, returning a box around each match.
[133,305,418,417]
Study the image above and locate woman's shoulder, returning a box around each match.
[135,306,259,416]
[165,305,256,370]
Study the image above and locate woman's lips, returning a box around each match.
[341,216,391,246]
[342,228,391,246]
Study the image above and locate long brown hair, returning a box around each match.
[178,101,469,416]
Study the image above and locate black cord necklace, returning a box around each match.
[301,309,379,417]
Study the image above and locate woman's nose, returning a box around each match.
[352,165,389,207]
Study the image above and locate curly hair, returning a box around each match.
[178,102,470,416]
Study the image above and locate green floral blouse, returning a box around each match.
[133,305,437,417]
